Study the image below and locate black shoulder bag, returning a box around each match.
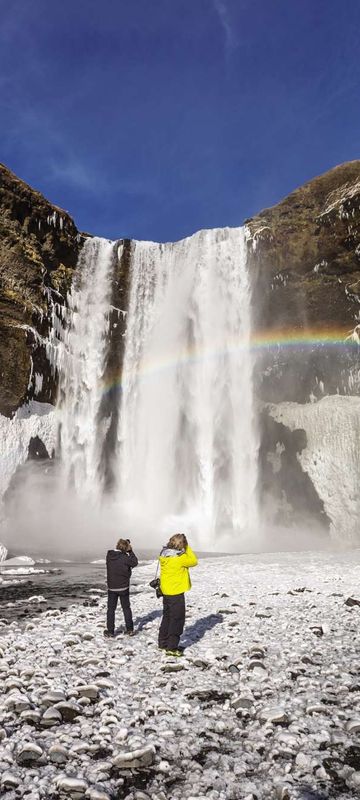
[149,558,163,598]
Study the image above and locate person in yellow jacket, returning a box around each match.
[158,533,198,657]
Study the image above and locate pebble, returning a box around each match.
[56,776,88,794]
[86,791,111,800]
[41,706,62,726]
[77,684,99,699]
[259,707,289,725]
[48,744,69,763]
[54,701,81,721]
[113,745,155,768]
[16,743,43,765]
[41,690,67,706]
[231,695,254,710]
[1,772,20,789]
[161,662,185,672]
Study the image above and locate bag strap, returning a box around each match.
[154,556,160,580]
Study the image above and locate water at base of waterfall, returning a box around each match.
[117,227,259,549]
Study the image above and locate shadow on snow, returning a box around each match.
[181,612,224,648]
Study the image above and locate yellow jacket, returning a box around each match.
[159,546,198,596]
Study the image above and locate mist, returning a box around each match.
[0,453,342,562]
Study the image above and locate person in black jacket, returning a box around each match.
[104,538,138,638]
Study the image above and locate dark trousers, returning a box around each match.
[158,593,185,650]
[106,589,133,633]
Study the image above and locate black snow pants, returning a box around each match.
[106,589,133,633]
[158,593,185,650]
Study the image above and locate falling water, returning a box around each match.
[117,227,259,547]
[55,237,115,496]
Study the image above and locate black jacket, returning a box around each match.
[106,550,139,590]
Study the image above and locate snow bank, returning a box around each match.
[268,395,360,542]
[0,401,57,501]
[0,550,360,799]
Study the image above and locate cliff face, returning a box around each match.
[245,162,360,538]
[0,164,82,416]
[247,161,360,403]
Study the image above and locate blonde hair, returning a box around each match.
[167,533,188,551]
[116,538,130,552]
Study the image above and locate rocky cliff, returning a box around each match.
[247,160,360,328]
[245,161,360,538]
[0,164,82,416]
[247,161,360,403]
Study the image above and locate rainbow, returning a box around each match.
[101,325,360,395]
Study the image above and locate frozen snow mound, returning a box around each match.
[0,401,57,502]
[0,556,36,569]
[268,394,360,543]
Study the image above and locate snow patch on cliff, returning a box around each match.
[268,395,360,543]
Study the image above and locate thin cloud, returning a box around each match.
[212,0,237,58]
[47,158,103,192]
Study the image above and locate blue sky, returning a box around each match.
[1,0,360,241]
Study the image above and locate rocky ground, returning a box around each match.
[0,551,360,800]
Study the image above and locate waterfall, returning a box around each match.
[54,237,115,496]
[117,227,258,547]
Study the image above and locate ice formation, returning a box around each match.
[0,402,56,504]
[268,395,360,543]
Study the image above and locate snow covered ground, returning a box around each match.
[1,549,360,800]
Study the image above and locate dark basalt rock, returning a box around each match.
[97,239,133,492]
[0,163,83,416]
[247,160,360,402]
